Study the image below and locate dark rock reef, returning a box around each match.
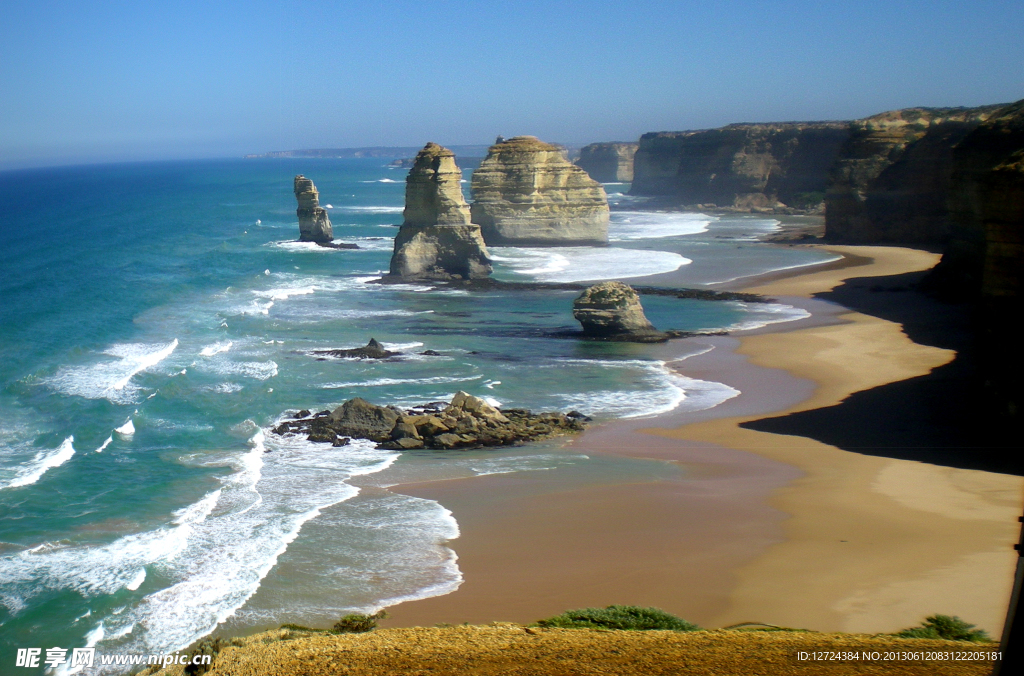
[389,143,492,280]
[573,281,668,342]
[824,105,1003,244]
[294,175,335,243]
[273,392,590,450]
[470,136,609,246]
[630,123,850,210]
[576,142,638,183]
[313,338,399,360]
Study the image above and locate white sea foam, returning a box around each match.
[3,436,76,490]
[45,340,179,404]
[704,254,844,285]
[200,341,233,357]
[126,569,146,591]
[322,375,481,389]
[546,359,739,419]
[726,301,812,331]
[340,204,403,210]
[609,211,715,240]
[358,179,400,184]
[490,247,688,283]
[95,436,112,453]
[469,453,589,477]
[115,419,135,437]
[482,396,502,408]
[201,360,278,381]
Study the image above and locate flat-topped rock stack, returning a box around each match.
[573,281,668,342]
[294,175,334,243]
[470,136,609,246]
[389,143,492,280]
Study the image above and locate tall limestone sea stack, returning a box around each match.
[294,175,334,243]
[389,143,492,280]
[470,136,609,246]
[576,142,638,182]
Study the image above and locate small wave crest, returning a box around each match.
[2,436,76,490]
[491,247,688,283]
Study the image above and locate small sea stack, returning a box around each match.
[573,281,668,342]
[294,175,334,243]
[389,143,492,280]
[470,136,610,246]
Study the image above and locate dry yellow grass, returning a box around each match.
[154,625,999,676]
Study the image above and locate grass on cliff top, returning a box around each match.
[533,605,700,631]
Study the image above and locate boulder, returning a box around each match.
[390,143,492,280]
[326,398,400,442]
[294,175,334,243]
[470,136,609,246]
[573,282,667,342]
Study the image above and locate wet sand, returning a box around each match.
[386,244,1023,637]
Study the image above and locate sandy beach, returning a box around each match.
[385,244,1023,637]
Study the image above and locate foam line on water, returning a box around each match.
[322,375,482,389]
[45,340,180,404]
[115,418,135,437]
[200,341,233,357]
[95,436,112,453]
[608,211,716,240]
[725,302,812,331]
[703,254,844,285]
[491,247,688,283]
[2,436,76,490]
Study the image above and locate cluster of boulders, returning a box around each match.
[272,392,589,451]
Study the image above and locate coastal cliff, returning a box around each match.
[294,175,334,243]
[824,106,1003,244]
[630,123,849,210]
[576,142,638,182]
[470,136,609,246]
[389,143,491,280]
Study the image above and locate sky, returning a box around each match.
[1,0,1022,170]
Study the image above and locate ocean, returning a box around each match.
[0,158,838,672]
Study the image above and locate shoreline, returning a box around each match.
[381,243,1023,636]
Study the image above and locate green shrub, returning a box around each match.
[534,605,699,631]
[894,615,990,642]
[332,610,388,633]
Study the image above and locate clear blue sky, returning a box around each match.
[2,0,1022,169]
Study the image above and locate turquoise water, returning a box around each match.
[0,159,835,671]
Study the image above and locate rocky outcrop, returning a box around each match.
[294,175,334,243]
[313,338,399,359]
[630,123,850,210]
[272,392,590,450]
[572,282,667,342]
[470,136,609,246]
[390,143,492,280]
[576,143,638,182]
[824,106,1004,244]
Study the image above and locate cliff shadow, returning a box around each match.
[740,268,1022,475]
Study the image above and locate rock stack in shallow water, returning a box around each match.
[573,281,667,342]
[294,175,334,243]
[470,136,609,246]
[389,143,492,280]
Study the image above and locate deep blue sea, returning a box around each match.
[0,158,837,672]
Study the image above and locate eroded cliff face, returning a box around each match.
[390,143,491,280]
[824,106,1003,244]
[931,100,1024,300]
[576,143,638,183]
[470,136,609,246]
[630,123,850,210]
[294,175,334,243]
